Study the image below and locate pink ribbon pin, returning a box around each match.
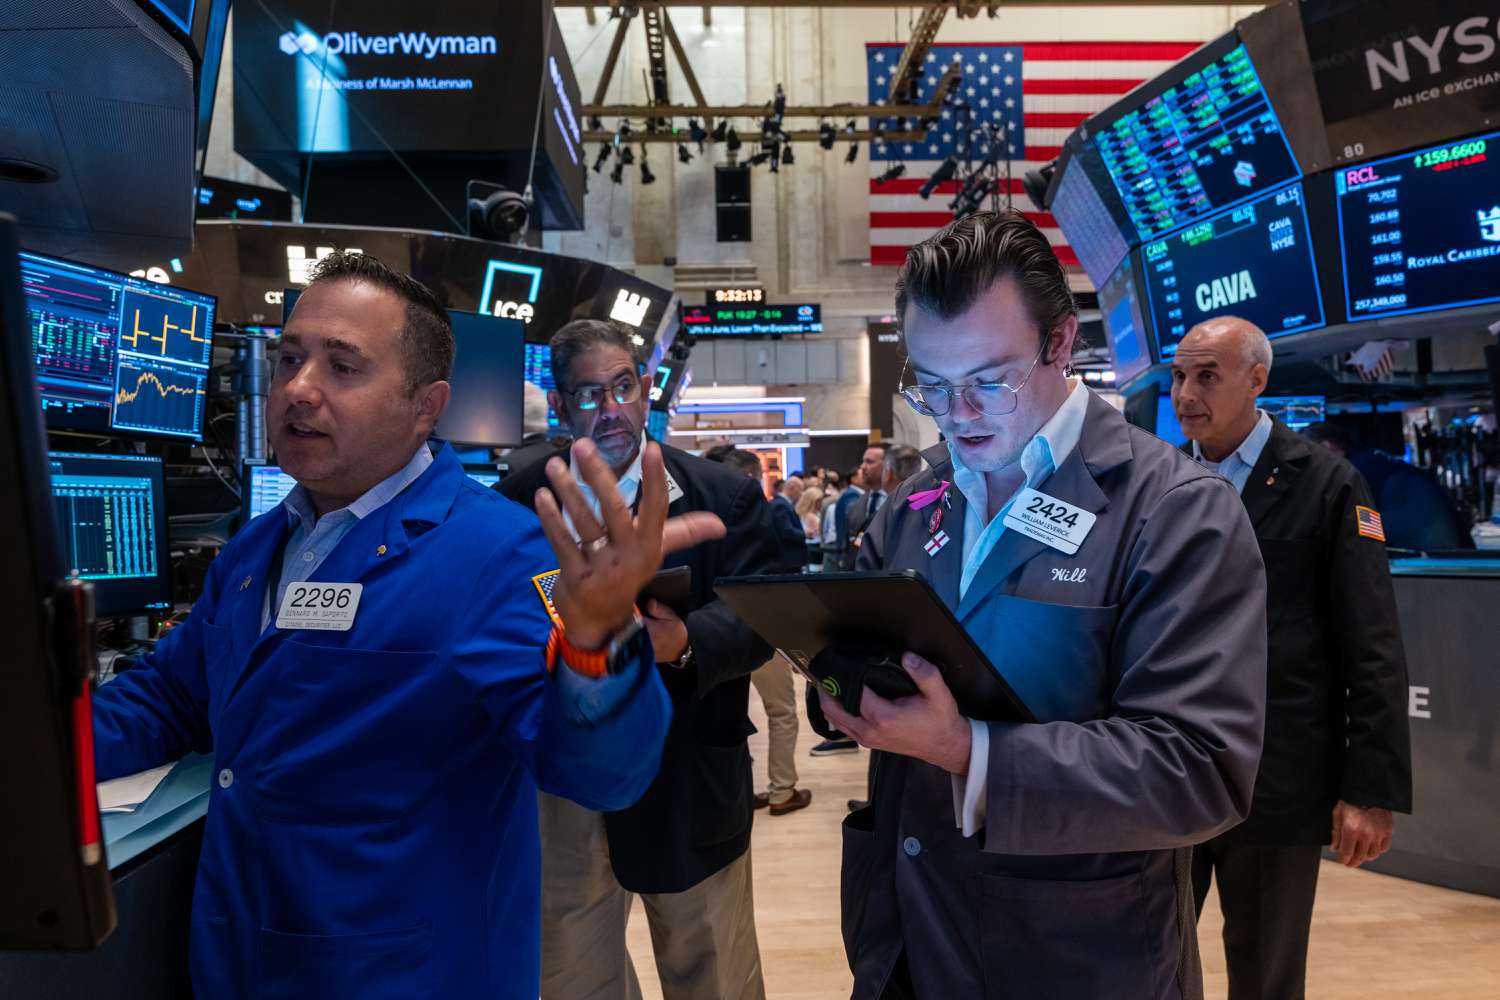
[907,480,951,511]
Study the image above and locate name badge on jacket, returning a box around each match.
[1002,488,1097,555]
[276,582,363,631]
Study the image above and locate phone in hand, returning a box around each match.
[637,565,692,618]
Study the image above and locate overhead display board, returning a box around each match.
[1096,252,1154,386]
[1302,0,1500,166]
[1140,182,1325,357]
[681,304,823,337]
[1093,39,1302,243]
[1336,129,1500,322]
[1048,138,1136,287]
[707,287,765,305]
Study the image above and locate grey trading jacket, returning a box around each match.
[843,388,1268,1000]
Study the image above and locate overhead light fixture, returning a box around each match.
[818,122,835,150]
[773,83,787,124]
[918,156,958,199]
[588,116,603,131]
[780,142,795,166]
[610,161,625,185]
[768,144,781,174]
[619,145,635,166]
[592,144,613,173]
[677,142,694,164]
[726,127,742,153]
[640,151,656,184]
[845,142,859,164]
[688,118,708,150]
[711,119,728,143]
[875,163,906,186]
[747,150,771,167]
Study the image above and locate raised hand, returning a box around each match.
[534,438,724,650]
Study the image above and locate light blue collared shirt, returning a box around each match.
[950,379,1090,600]
[948,379,1090,836]
[1191,410,1273,496]
[262,444,434,629]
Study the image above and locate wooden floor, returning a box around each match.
[625,682,1500,999]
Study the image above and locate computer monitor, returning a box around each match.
[1092,37,1302,244]
[1154,393,1187,447]
[1260,395,1325,429]
[435,310,525,448]
[524,342,561,429]
[243,463,298,522]
[1334,129,1500,323]
[464,465,500,489]
[1140,182,1325,359]
[1097,253,1154,387]
[46,452,172,617]
[22,249,217,442]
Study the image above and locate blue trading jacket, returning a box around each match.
[91,444,671,999]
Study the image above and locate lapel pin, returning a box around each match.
[1266,476,1276,487]
[238,575,252,592]
[376,544,388,556]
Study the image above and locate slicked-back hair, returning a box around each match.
[304,250,454,395]
[549,318,640,391]
[895,209,1076,359]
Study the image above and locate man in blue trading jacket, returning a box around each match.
[90,252,716,999]
[815,211,1268,999]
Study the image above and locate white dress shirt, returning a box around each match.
[1191,410,1273,496]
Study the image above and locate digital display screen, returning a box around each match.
[48,452,172,615]
[1141,183,1324,358]
[524,342,560,429]
[680,304,822,337]
[1335,130,1500,322]
[434,310,524,447]
[1097,254,1153,386]
[1260,395,1324,429]
[245,464,298,520]
[464,467,499,488]
[23,250,216,441]
[1154,394,1187,446]
[1094,43,1300,243]
[1049,145,1133,286]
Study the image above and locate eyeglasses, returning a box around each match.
[898,341,1048,417]
[566,374,642,411]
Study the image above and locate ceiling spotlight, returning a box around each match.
[875,163,906,186]
[610,161,625,185]
[773,83,786,124]
[712,119,728,143]
[747,150,771,167]
[780,142,795,166]
[619,145,635,166]
[845,120,856,133]
[641,155,656,185]
[588,116,603,131]
[918,156,958,199]
[677,142,694,164]
[818,122,835,150]
[769,144,781,174]
[845,142,859,164]
[613,121,632,146]
[592,144,613,173]
[726,127,742,153]
[688,118,708,150]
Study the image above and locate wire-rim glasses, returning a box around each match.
[898,340,1048,417]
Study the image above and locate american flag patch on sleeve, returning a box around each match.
[1355,505,1386,542]
[532,570,564,627]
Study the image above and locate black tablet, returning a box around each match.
[715,570,1034,723]
[638,565,692,618]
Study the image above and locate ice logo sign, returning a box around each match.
[1479,206,1500,243]
[609,290,651,327]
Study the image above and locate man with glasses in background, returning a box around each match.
[813,211,1269,999]
[499,319,780,1000]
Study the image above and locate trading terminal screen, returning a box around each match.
[435,310,524,448]
[1336,130,1500,322]
[23,251,217,442]
[1260,395,1324,429]
[1094,43,1300,243]
[524,342,561,429]
[245,464,298,521]
[1141,183,1324,358]
[1097,254,1153,387]
[48,452,171,616]
[1048,145,1133,287]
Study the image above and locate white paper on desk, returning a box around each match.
[97,763,177,814]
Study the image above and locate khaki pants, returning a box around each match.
[749,656,799,804]
[538,792,766,1000]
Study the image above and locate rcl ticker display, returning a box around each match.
[1141,183,1324,358]
[1094,43,1301,244]
[1336,130,1500,322]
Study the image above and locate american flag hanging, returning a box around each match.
[866,41,1204,269]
